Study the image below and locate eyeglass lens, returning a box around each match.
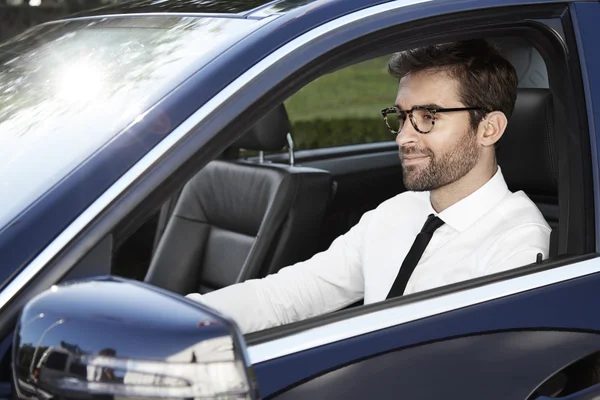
[386,108,435,134]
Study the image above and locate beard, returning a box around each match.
[400,129,480,191]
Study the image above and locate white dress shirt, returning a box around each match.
[187,167,551,334]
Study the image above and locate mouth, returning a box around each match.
[401,155,429,166]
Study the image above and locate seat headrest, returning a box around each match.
[232,104,291,151]
[497,88,558,197]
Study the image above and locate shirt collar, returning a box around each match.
[426,166,511,232]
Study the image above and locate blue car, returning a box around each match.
[2,0,600,398]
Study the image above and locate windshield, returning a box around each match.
[0,16,263,232]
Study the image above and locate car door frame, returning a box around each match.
[238,1,600,397]
[220,0,600,346]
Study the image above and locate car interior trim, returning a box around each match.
[247,256,600,364]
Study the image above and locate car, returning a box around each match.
[1,0,600,398]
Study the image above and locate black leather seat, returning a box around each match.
[497,88,558,255]
[145,105,335,295]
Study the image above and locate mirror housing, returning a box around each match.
[12,276,258,400]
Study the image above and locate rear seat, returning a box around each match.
[497,88,559,256]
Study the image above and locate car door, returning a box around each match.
[238,1,600,399]
[249,255,600,399]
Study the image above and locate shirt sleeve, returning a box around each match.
[481,223,551,275]
[185,209,374,334]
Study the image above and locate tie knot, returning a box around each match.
[421,214,444,234]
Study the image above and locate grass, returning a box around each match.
[284,56,397,122]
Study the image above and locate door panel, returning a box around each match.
[273,330,600,400]
[252,265,600,397]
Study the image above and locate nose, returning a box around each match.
[395,118,420,147]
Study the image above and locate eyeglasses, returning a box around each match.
[380,105,490,135]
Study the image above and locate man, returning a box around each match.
[187,39,551,334]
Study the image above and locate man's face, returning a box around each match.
[394,69,481,191]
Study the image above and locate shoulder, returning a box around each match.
[483,190,552,258]
[478,191,552,272]
[494,190,551,231]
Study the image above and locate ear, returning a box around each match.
[477,111,508,147]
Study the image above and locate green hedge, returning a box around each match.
[290,117,393,150]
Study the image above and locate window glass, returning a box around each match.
[283,56,396,150]
[0,16,262,234]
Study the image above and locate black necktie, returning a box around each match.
[386,214,445,299]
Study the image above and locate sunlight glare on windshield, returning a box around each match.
[0,16,264,234]
[55,59,106,105]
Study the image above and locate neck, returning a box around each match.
[430,161,497,213]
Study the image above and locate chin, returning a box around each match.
[403,169,443,192]
[403,175,427,192]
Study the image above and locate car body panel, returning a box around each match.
[272,330,600,399]
[251,255,600,396]
[571,2,600,250]
[72,0,592,19]
[0,0,600,398]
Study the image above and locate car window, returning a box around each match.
[283,56,395,150]
[115,40,555,287]
[280,38,548,153]
[0,16,264,234]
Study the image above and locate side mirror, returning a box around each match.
[12,276,259,400]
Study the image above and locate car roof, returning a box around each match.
[73,0,321,18]
[69,0,582,21]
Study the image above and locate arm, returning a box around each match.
[186,210,374,334]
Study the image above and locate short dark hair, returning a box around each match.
[388,39,518,130]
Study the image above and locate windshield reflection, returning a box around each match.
[82,0,314,15]
[0,16,261,232]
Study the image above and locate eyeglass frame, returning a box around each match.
[380,105,491,134]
